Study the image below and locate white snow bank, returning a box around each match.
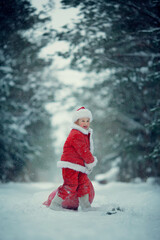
[95,167,119,183]
[0,181,160,240]
[95,157,120,184]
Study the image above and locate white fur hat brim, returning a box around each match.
[72,108,93,123]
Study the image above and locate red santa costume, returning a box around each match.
[43,107,97,211]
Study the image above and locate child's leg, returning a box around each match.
[58,168,79,199]
[77,173,92,210]
[51,168,79,210]
[49,194,63,210]
[77,173,91,197]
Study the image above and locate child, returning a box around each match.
[43,107,97,211]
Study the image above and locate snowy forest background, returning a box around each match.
[0,0,160,183]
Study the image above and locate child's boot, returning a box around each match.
[79,194,91,211]
[49,194,63,211]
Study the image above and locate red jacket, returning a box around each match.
[57,124,97,174]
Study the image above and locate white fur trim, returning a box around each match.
[72,123,89,135]
[72,108,92,123]
[57,161,90,174]
[89,128,94,154]
[85,156,98,170]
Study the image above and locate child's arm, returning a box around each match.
[71,133,97,169]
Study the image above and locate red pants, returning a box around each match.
[43,168,95,210]
[58,168,91,200]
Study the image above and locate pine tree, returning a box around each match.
[0,0,57,182]
[58,0,160,181]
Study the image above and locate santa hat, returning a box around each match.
[72,107,93,123]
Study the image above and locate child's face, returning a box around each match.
[76,118,90,130]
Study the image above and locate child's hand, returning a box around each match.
[85,163,93,172]
[85,166,93,175]
[85,156,98,171]
[85,156,98,174]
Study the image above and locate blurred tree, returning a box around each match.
[0,0,57,182]
[58,0,160,181]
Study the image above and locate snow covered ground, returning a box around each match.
[0,181,160,240]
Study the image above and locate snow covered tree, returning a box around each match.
[58,0,160,181]
[0,0,57,182]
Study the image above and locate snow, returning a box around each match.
[95,158,121,183]
[0,181,160,240]
[95,167,119,183]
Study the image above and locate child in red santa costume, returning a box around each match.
[43,107,97,211]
